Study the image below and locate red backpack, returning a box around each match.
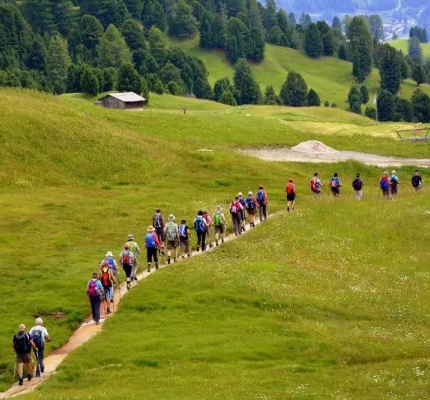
[101,267,111,288]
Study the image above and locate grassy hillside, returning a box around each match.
[1,89,430,398]
[174,37,430,108]
[389,39,430,60]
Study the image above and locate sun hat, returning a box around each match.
[147,225,155,232]
[391,170,396,174]
[168,214,175,221]
[216,205,222,210]
[248,191,252,195]
[127,234,134,240]
[237,192,243,196]
[105,251,113,257]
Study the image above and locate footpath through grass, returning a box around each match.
[1,89,430,397]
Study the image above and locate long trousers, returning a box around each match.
[196,231,206,250]
[258,205,267,221]
[231,214,241,235]
[90,295,101,323]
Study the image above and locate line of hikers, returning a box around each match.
[85,186,269,325]
[308,169,423,200]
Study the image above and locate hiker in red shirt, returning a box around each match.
[285,179,296,212]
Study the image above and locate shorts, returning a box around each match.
[247,209,256,216]
[331,187,340,195]
[103,285,113,300]
[167,240,178,250]
[179,238,190,253]
[390,186,398,194]
[16,352,31,364]
[214,225,224,234]
[286,193,295,201]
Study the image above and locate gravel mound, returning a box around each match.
[291,140,338,153]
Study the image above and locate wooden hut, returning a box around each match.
[98,92,146,109]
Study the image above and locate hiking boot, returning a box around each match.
[182,256,185,259]
[127,283,131,290]
[209,242,213,248]
[216,240,219,246]
[147,265,151,272]
[27,374,32,381]
[36,372,40,378]
[168,257,171,265]
[196,246,200,252]
[18,377,23,386]
[155,264,159,270]
[187,253,191,258]
[110,299,114,303]
[174,257,177,262]
[287,207,290,212]
[222,239,224,243]
[107,308,111,314]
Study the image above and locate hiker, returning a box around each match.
[229,196,244,236]
[256,185,268,221]
[29,318,51,377]
[100,251,118,303]
[178,220,192,258]
[352,173,364,200]
[202,210,213,248]
[213,206,226,245]
[412,169,423,193]
[164,214,179,264]
[310,173,322,197]
[153,208,165,244]
[145,225,163,272]
[194,210,208,251]
[99,261,115,314]
[330,173,341,197]
[119,243,135,290]
[389,170,401,197]
[87,272,103,324]
[12,324,37,385]
[126,234,140,282]
[237,192,247,232]
[245,192,258,227]
[380,171,390,199]
[285,179,296,212]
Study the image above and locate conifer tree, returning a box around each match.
[379,44,402,94]
[98,24,132,68]
[169,0,197,38]
[279,71,308,106]
[304,23,323,58]
[47,33,71,94]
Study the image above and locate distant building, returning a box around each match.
[98,92,146,109]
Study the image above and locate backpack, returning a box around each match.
[101,267,111,288]
[380,178,389,191]
[230,203,239,214]
[412,175,421,187]
[128,241,138,253]
[194,217,205,233]
[256,190,265,205]
[154,214,163,228]
[14,332,30,354]
[146,233,156,248]
[390,176,398,187]
[166,223,177,241]
[178,225,187,238]
[87,280,100,297]
[286,183,294,194]
[121,251,133,266]
[246,197,255,210]
[352,178,362,190]
[31,329,43,349]
[213,212,222,226]
[330,178,339,188]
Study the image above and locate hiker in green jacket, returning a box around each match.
[213,206,226,246]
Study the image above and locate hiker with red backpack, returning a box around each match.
[230,196,244,236]
[99,261,115,314]
[194,210,208,251]
[245,192,258,227]
[145,225,163,272]
[86,273,104,324]
[213,205,226,245]
[164,214,179,264]
[285,179,296,212]
[380,171,390,200]
[100,251,118,303]
[119,243,135,290]
[329,173,341,197]
[12,324,38,385]
[310,173,322,197]
[256,185,268,222]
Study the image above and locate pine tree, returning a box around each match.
[263,0,277,31]
[247,26,265,62]
[199,11,213,48]
[117,63,143,93]
[239,72,261,104]
[23,0,56,35]
[98,24,132,68]
[304,23,323,58]
[279,71,308,106]
[332,16,341,30]
[121,19,146,53]
[360,85,369,103]
[52,0,75,36]
[348,85,362,109]
[233,58,250,91]
[169,0,197,38]
[25,35,48,72]
[264,85,279,105]
[411,88,430,122]
[338,44,347,60]
[123,0,143,18]
[226,17,249,63]
[141,0,166,32]
[220,91,237,106]
[79,15,104,63]
[307,88,320,106]
[79,0,130,28]
[102,67,117,91]
[377,89,395,121]
[47,33,71,94]
[80,66,100,95]
[408,36,423,64]
[379,44,402,94]
[412,64,426,86]
[394,97,412,122]
[213,77,232,101]
[347,16,373,80]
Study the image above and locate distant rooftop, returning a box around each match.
[100,92,146,102]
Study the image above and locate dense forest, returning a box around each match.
[0,0,430,120]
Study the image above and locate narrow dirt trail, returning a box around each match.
[0,214,275,399]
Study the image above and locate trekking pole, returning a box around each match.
[35,351,43,382]
[13,360,16,383]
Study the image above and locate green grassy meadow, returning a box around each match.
[389,39,430,60]
[173,37,430,108]
[1,88,430,398]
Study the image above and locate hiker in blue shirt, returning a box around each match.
[330,173,341,197]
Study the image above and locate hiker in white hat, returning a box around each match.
[99,250,119,302]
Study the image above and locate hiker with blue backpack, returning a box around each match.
[229,197,244,236]
[86,273,104,325]
[245,192,258,227]
[194,210,208,251]
[164,214,179,264]
[119,243,135,290]
[145,225,163,272]
[380,171,390,199]
[256,185,268,222]
[29,318,51,378]
[213,206,226,246]
[12,324,38,385]
[330,173,341,197]
[178,220,192,258]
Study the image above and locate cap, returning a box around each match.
[127,234,134,241]
[147,225,155,232]
[168,214,175,221]
[124,243,131,249]
[105,251,113,257]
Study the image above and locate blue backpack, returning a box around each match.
[194,217,205,233]
[178,225,187,238]
[103,257,115,270]
[246,197,255,210]
[380,178,389,191]
[256,190,265,205]
[145,233,156,248]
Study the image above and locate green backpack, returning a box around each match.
[213,212,222,226]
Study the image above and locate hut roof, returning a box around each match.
[100,92,146,102]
